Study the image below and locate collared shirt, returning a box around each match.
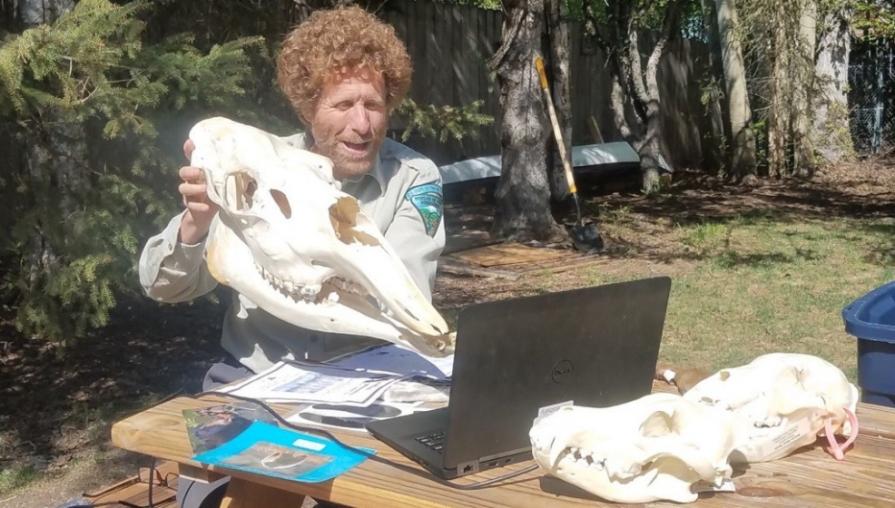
[138,134,445,373]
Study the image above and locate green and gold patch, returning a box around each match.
[405,182,443,237]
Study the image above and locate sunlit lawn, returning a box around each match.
[530,211,895,380]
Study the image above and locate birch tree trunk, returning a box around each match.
[812,5,853,164]
[490,0,565,241]
[714,0,757,179]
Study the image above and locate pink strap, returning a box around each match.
[823,407,859,460]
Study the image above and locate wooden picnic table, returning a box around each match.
[111,382,895,507]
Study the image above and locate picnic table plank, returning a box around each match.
[111,386,895,507]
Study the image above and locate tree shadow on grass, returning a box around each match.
[444,163,895,273]
[713,249,821,269]
[576,165,895,268]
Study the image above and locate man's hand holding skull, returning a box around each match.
[178,139,219,244]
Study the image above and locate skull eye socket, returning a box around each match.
[270,189,292,219]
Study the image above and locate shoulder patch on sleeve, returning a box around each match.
[404,182,443,237]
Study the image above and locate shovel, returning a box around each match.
[534,55,603,252]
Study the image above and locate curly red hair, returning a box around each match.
[277,6,412,123]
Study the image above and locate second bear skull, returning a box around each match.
[190,117,453,356]
[684,353,859,462]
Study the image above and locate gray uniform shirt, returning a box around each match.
[138,134,445,373]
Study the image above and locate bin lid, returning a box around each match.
[843,280,895,343]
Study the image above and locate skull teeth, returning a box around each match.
[329,277,365,296]
[254,265,373,307]
[564,447,605,470]
[255,263,317,303]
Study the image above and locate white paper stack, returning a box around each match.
[219,361,403,406]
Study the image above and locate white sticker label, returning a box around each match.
[739,417,817,461]
[293,438,325,452]
[538,400,574,418]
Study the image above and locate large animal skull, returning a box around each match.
[529,393,736,503]
[684,353,859,462]
[189,117,452,356]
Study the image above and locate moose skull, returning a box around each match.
[684,353,859,462]
[529,393,736,503]
[190,117,452,356]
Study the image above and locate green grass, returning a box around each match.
[546,214,893,380]
[0,465,37,494]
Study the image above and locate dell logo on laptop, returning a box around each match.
[551,360,574,383]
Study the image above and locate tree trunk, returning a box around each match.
[609,70,635,141]
[490,0,565,242]
[792,0,817,175]
[627,1,681,192]
[545,0,573,201]
[768,2,789,178]
[17,0,80,293]
[17,0,73,25]
[812,4,853,164]
[714,0,756,179]
[700,0,728,174]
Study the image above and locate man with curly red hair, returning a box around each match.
[138,7,444,507]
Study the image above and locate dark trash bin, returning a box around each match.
[843,281,895,407]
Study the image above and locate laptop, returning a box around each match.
[366,276,672,479]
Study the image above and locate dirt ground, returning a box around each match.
[2,159,894,507]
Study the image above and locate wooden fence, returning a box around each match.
[381,0,717,170]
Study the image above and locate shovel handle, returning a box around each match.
[534,56,577,195]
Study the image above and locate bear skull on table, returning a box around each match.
[683,353,859,462]
[529,393,736,503]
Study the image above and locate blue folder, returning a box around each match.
[193,421,374,483]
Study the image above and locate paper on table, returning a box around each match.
[219,361,403,407]
[330,344,454,380]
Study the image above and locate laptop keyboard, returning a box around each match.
[414,430,446,453]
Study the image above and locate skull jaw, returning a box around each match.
[207,222,454,356]
[541,453,704,504]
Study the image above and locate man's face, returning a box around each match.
[309,70,389,181]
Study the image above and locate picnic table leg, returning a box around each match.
[219,477,305,508]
